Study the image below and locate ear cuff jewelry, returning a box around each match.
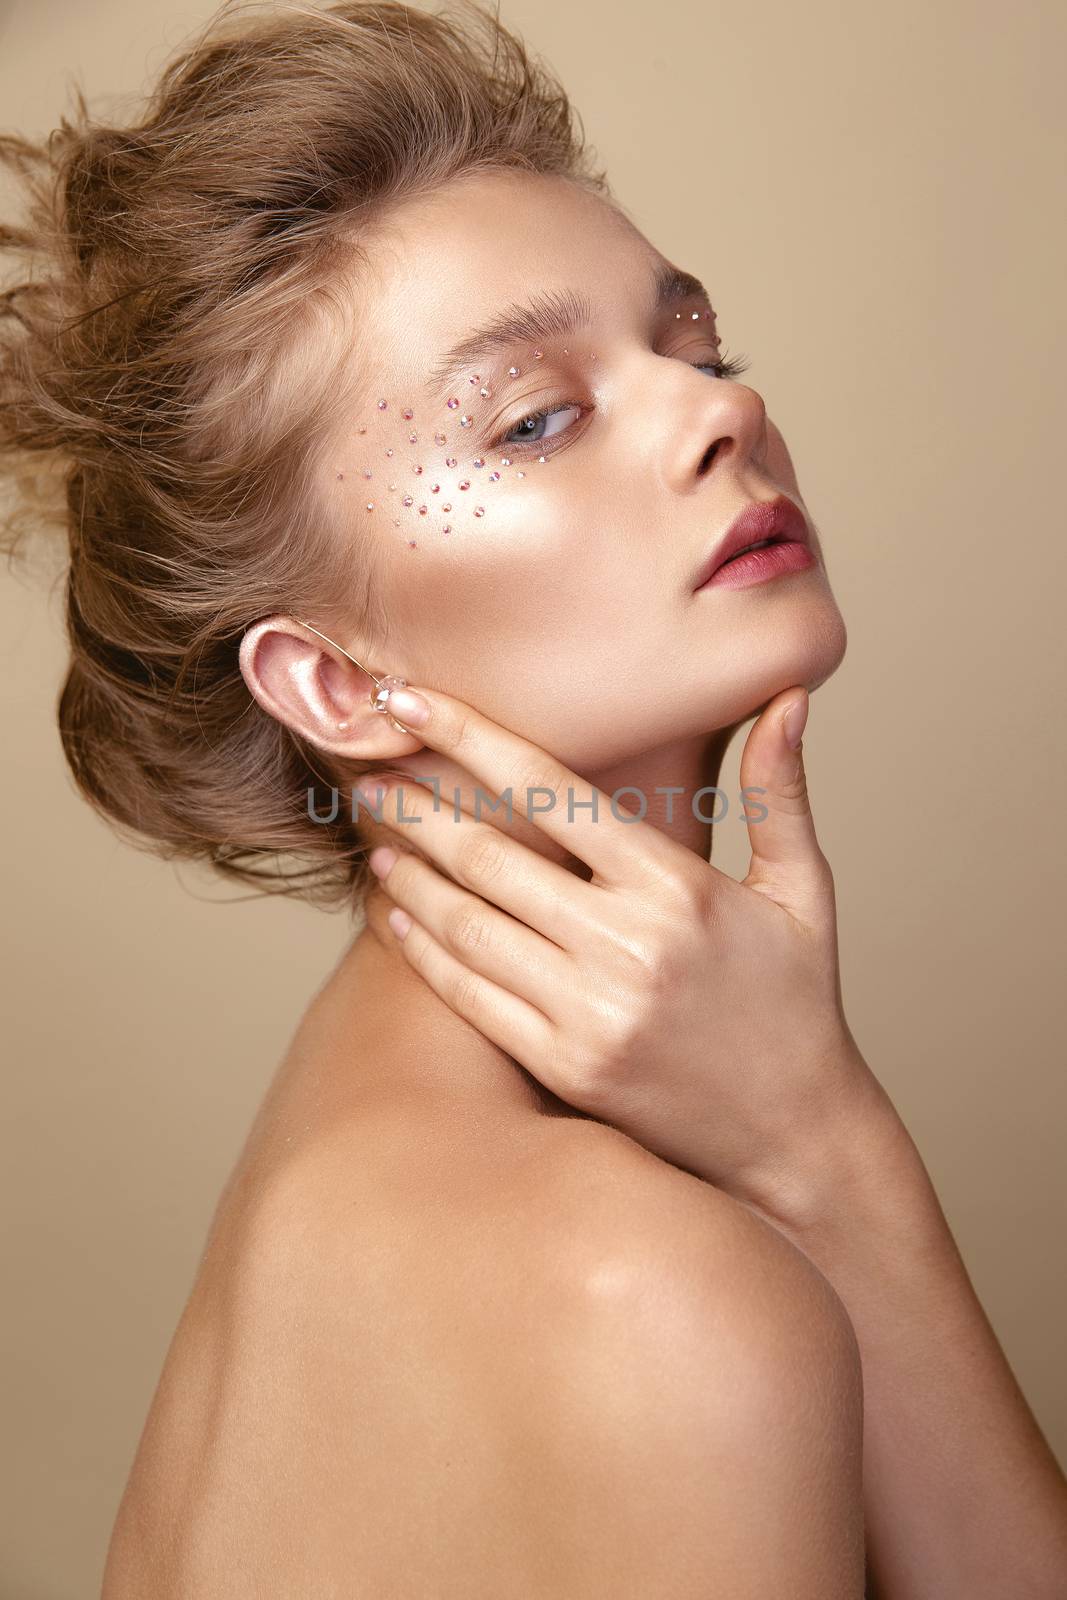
[292,618,410,730]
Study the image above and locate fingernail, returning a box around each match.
[384,688,430,728]
[368,846,397,878]
[782,697,808,750]
[388,906,412,939]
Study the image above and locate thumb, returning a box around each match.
[739,688,829,904]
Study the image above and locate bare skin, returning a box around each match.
[101,889,864,1598]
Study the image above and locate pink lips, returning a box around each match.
[693,494,816,592]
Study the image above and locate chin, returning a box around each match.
[721,593,848,729]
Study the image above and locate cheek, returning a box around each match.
[765,419,801,491]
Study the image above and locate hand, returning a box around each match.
[357,682,884,1213]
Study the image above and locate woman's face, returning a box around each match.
[330,170,845,771]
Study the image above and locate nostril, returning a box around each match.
[699,438,726,474]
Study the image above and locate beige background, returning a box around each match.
[1,0,1065,1593]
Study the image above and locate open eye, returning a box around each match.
[501,403,583,447]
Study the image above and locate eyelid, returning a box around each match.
[486,342,749,455]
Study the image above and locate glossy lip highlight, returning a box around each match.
[692,494,810,591]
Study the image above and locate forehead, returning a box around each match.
[350,172,660,391]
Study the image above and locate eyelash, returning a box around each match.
[494,350,752,454]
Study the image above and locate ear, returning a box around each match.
[238,615,423,760]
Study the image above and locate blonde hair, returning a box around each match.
[0,0,606,908]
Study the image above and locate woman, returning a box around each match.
[2,1,1064,1593]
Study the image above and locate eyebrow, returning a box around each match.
[426,263,712,396]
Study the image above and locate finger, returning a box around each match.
[358,774,599,947]
[367,842,572,1015]
[371,682,682,889]
[739,688,831,907]
[386,908,573,1092]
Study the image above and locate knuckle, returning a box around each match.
[455,825,510,887]
[444,901,491,957]
[449,965,484,1022]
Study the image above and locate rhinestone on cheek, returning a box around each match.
[507,366,520,377]
[460,415,472,428]
[377,398,388,409]
[445,456,457,468]
[431,483,441,493]
[366,501,375,510]
[468,374,480,385]
[357,426,367,435]
[500,457,512,467]
[442,525,452,535]
[402,407,414,419]
[434,431,447,445]
[516,470,526,479]
[458,480,470,490]
[446,397,460,409]
[489,471,500,481]
[479,385,491,398]
[442,502,452,512]
[533,349,543,360]
[473,506,485,517]
[388,483,397,491]
[408,432,418,444]
[362,469,372,478]
[413,465,423,475]
[408,541,417,548]
[336,472,344,480]
[402,495,414,507]
[385,448,394,457]
[472,457,485,468]
[418,505,427,514]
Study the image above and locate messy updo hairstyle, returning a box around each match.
[0,0,606,908]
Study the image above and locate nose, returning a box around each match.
[662,366,769,492]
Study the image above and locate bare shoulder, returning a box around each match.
[103,1111,864,1598]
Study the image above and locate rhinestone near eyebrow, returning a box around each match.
[357,426,367,435]
[468,374,480,385]
[408,432,418,444]
[538,455,547,463]
[516,470,526,478]
[460,415,472,428]
[507,366,520,377]
[473,506,485,517]
[366,501,375,511]
[362,469,372,479]
[336,472,344,480]
[388,482,397,491]
[472,457,485,468]
[446,397,460,409]
[402,407,414,419]
[377,398,388,408]
[413,465,423,475]
[691,312,700,320]
[532,349,543,360]
[402,494,414,507]
[479,385,491,398]
[488,470,500,481]
[500,456,512,467]
[408,540,417,548]
[442,524,452,535]
[434,431,447,445]
[385,448,394,457]
[445,456,457,467]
